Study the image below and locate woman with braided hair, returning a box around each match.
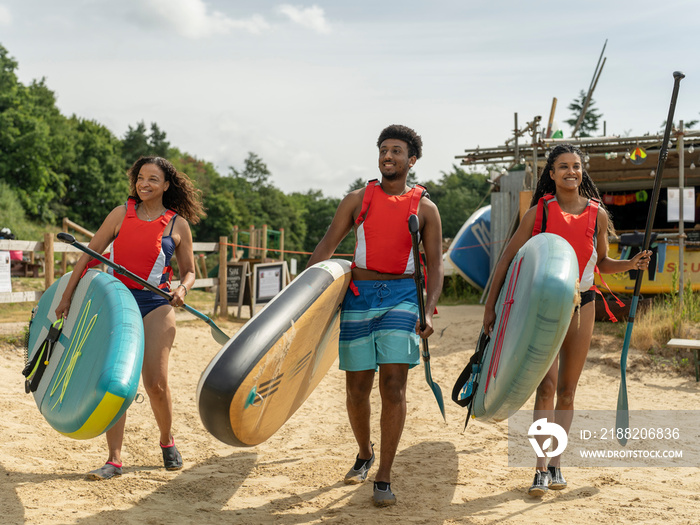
[483,144,651,496]
[56,156,204,480]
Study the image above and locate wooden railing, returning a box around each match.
[0,235,220,304]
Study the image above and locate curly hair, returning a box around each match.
[127,156,205,224]
[377,124,423,159]
[530,144,614,235]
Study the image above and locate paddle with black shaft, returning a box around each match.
[408,213,446,422]
[57,232,230,345]
[616,71,685,446]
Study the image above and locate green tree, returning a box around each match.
[0,45,68,222]
[424,165,490,238]
[149,122,170,157]
[347,177,365,193]
[54,117,128,230]
[121,121,171,165]
[565,89,602,138]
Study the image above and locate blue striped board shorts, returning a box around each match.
[339,279,420,372]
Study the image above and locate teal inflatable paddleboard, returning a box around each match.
[453,233,579,422]
[24,269,144,439]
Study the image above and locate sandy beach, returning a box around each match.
[1,304,699,525]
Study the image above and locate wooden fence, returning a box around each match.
[0,234,220,304]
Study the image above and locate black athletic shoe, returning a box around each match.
[86,462,122,481]
[161,440,183,471]
[528,470,551,497]
[343,443,375,484]
[547,465,567,490]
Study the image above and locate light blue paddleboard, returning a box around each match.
[471,233,579,421]
[446,206,491,290]
[25,269,144,439]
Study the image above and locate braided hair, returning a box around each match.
[530,144,615,235]
[127,156,205,224]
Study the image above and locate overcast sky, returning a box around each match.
[1,1,698,198]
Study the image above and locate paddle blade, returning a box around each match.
[616,383,629,446]
[182,304,230,345]
[424,358,446,422]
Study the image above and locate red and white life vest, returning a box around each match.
[109,197,177,290]
[532,194,599,292]
[352,179,426,275]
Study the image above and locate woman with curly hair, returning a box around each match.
[483,144,651,496]
[56,156,204,480]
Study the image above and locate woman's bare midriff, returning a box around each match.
[351,267,413,281]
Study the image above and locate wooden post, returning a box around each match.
[199,254,208,279]
[262,224,268,260]
[194,256,202,279]
[61,218,68,276]
[44,232,54,289]
[232,225,239,260]
[219,236,228,318]
[249,225,255,258]
[519,191,533,220]
[279,228,285,261]
[678,120,685,327]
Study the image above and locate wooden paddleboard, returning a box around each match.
[25,270,144,439]
[446,206,491,290]
[471,233,579,421]
[197,259,352,447]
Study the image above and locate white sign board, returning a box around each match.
[667,187,695,222]
[0,251,11,293]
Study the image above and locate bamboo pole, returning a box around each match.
[678,121,685,332]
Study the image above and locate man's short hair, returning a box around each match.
[377,124,422,159]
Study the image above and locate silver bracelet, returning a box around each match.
[177,283,188,296]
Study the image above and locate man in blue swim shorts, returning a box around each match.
[307,124,444,507]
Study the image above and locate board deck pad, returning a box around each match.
[26,270,144,439]
[197,259,352,447]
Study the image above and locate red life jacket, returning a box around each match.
[108,197,177,290]
[532,194,624,321]
[532,194,599,290]
[352,179,426,275]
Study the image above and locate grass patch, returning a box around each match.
[438,275,483,305]
[631,283,700,374]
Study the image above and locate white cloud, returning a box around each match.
[143,0,270,38]
[277,4,331,34]
[0,4,12,26]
